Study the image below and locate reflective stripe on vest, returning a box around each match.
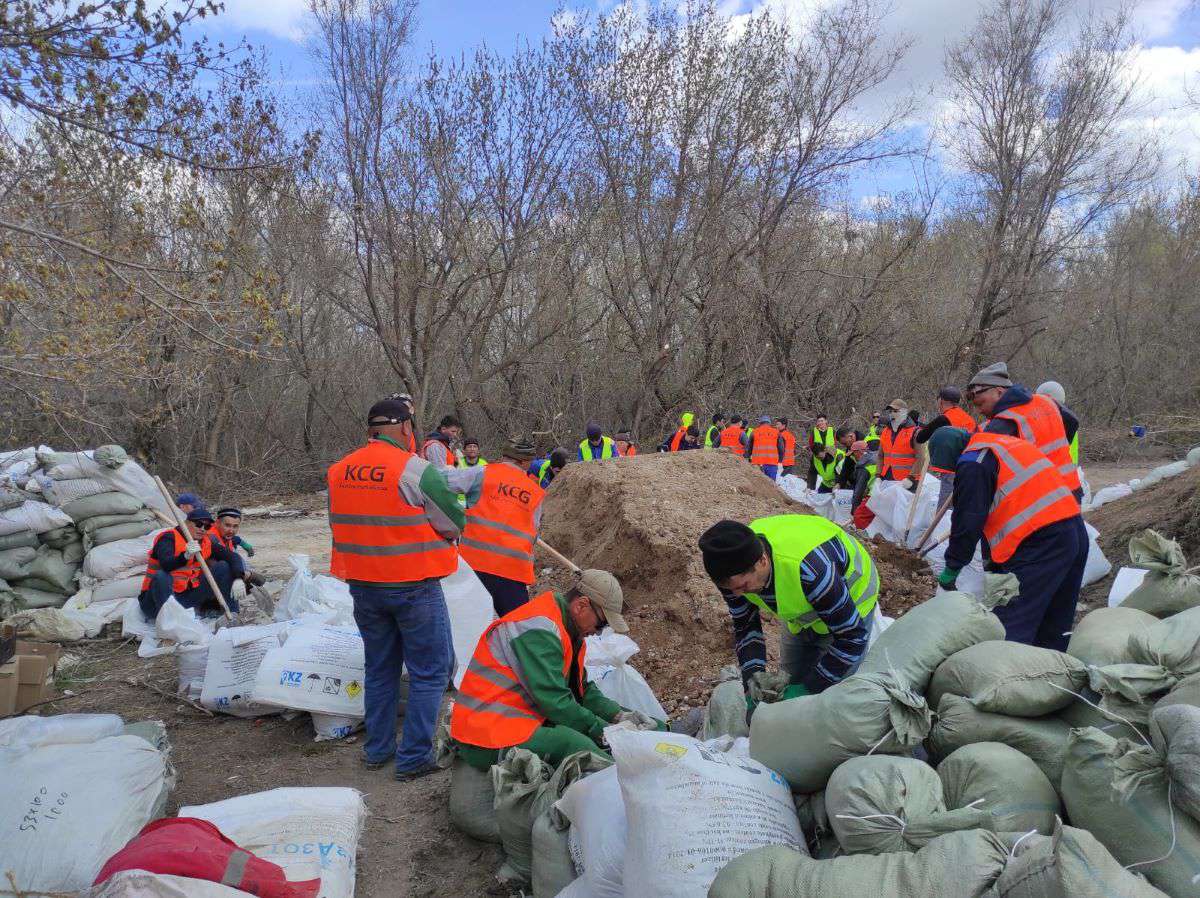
[880,425,917,480]
[459,463,544,584]
[326,439,457,583]
[750,425,781,466]
[141,529,212,595]
[965,431,1079,563]
[780,430,796,466]
[579,437,615,461]
[450,591,585,749]
[719,425,745,457]
[742,515,879,636]
[994,394,1081,493]
[943,406,978,434]
[221,849,252,888]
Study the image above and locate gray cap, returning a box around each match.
[1036,381,1066,404]
[968,362,1013,389]
[577,569,628,634]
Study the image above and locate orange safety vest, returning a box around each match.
[965,432,1079,563]
[450,590,587,749]
[327,439,457,583]
[879,424,917,480]
[780,430,796,466]
[720,425,746,457]
[668,427,688,452]
[459,463,545,584]
[141,529,212,595]
[993,394,1081,493]
[618,443,637,457]
[944,406,978,434]
[749,424,782,466]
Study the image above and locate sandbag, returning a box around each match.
[87,518,160,549]
[926,693,1072,787]
[532,751,612,898]
[935,742,1060,835]
[83,532,159,580]
[750,672,931,793]
[1109,704,1200,825]
[61,540,84,565]
[1122,530,1200,617]
[825,755,992,855]
[201,624,286,717]
[708,828,1011,898]
[1067,606,1158,667]
[1061,727,1200,896]
[701,666,750,740]
[37,447,122,479]
[92,574,146,603]
[252,624,364,717]
[181,787,364,898]
[493,748,552,883]
[44,476,110,506]
[0,545,36,580]
[38,524,79,549]
[62,490,144,523]
[3,605,100,641]
[0,499,73,535]
[449,755,501,843]
[993,820,1169,898]
[612,730,803,897]
[928,641,1087,717]
[557,763,625,898]
[1056,687,1149,742]
[23,544,80,594]
[88,869,282,898]
[1156,672,1200,712]
[583,631,667,721]
[0,713,124,749]
[12,584,70,608]
[78,509,156,537]
[0,530,39,550]
[858,588,1005,693]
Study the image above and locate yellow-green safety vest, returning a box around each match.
[705,425,721,448]
[456,457,488,469]
[743,515,879,636]
[579,436,616,461]
[1069,432,1080,465]
[866,425,880,442]
[814,447,845,488]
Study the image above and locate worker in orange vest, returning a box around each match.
[615,431,638,457]
[450,570,664,770]
[966,362,1083,501]
[915,386,977,505]
[774,418,797,475]
[327,396,465,780]
[878,399,919,483]
[448,438,545,616]
[748,416,783,479]
[719,415,748,457]
[941,430,1086,651]
[138,506,248,621]
[421,415,463,468]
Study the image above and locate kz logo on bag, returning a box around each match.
[280,670,303,687]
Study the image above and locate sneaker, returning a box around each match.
[361,755,390,770]
[395,760,441,782]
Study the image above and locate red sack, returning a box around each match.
[852,502,875,530]
[94,818,320,898]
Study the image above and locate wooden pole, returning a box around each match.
[537,537,582,575]
[919,531,952,558]
[151,476,232,621]
[913,494,954,554]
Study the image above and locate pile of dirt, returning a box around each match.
[535,451,936,713]
[1087,465,1200,561]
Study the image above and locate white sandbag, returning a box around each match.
[178,644,209,700]
[558,764,626,898]
[196,623,287,716]
[275,553,355,626]
[0,446,46,484]
[1109,567,1149,608]
[1188,446,1200,468]
[584,631,667,721]
[155,596,215,646]
[0,713,124,750]
[83,532,160,580]
[253,624,365,717]
[1142,460,1189,487]
[866,476,940,548]
[91,573,145,603]
[441,557,497,688]
[85,870,256,898]
[0,735,168,893]
[831,489,854,526]
[1089,482,1133,510]
[777,474,808,503]
[0,500,73,536]
[181,787,365,898]
[610,729,804,897]
[312,712,363,741]
[1082,522,1112,587]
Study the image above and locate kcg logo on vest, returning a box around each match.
[496,482,532,504]
[343,464,386,482]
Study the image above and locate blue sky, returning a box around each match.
[203,0,1200,203]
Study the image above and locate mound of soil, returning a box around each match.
[535,451,935,713]
[1087,465,1200,561]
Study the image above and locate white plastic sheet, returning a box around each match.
[1108,567,1149,608]
[275,554,355,626]
[584,632,667,721]
[559,765,626,898]
[1082,522,1112,587]
[441,558,497,688]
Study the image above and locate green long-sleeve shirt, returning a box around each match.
[456,592,623,767]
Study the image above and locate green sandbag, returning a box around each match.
[750,672,931,793]
[1122,530,1200,618]
[926,694,1072,788]
[1067,606,1158,667]
[449,756,501,844]
[61,491,143,523]
[23,545,80,594]
[11,585,68,609]
[928,641,1087,717]
[858,588,1006,693]
[38,525,79,550]
[1061,726,1200,896]
[992,820,1169,898]
[0,546,36,581]
[86,519,158,549]
[93,445,130,468]
[0,487,25,511]
[707,828,1011,898]
[1057,688,1149,743]
[532,751,611,898]
[0,531,39,550]
[825,755,993,855]
[936,742,1060,835]
[61,541,84,566]
[78,510,155,536]
[702,668,750,740]
[492,749,551,884]
[1156,673,1200,712]
[1110,704,1200,826]
[794,791,833,852]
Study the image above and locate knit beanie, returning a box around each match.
[698,520,763,582]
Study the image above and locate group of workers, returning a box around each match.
[302,358,1087,783]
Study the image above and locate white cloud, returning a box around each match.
[217,0,312,42]
[1125,44,1200,177]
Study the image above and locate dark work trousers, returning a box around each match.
[805,456,820,490]
[993,516,1088,651]
[137,560,238,620]
[475,569,531,617]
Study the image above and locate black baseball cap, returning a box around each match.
[367,397,412,426]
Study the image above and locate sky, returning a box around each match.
[202,0,1200,206]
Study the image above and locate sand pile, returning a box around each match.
[535,450,935,712]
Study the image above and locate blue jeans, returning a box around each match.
[759,464,779,480]
[138,561,237,619]
[351,580,453,772]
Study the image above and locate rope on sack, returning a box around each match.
[1008,829,1039,860]
[866,727,896,756]
[1124,780,1178,873]
[1048,682,1154,751]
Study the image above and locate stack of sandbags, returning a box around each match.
[0,482,77,611]
[1120,529,1200,618]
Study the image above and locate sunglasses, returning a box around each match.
[966,386,998,400]
[589,600,608,629]
[193,520,213,530]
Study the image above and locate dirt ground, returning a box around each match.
[24,456,1166,897]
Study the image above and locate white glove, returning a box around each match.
[614,710,659,730]
[231,579,247,603]
[184,539,202,559]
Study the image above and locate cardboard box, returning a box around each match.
[14,640,61,671]
[12,653,52,714]
[0,660,18,717]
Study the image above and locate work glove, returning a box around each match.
[781,683,810,701]
[938,567,960,590]
[747,669,791,705]
[184,539,202,560]
[230,579,247,603]
[613,710,660,731]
